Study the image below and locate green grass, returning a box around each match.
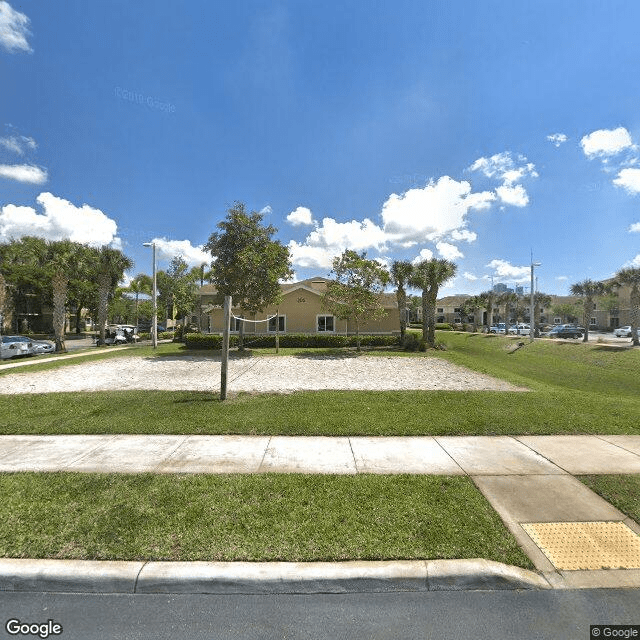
[578,475,640,524]
[0,332,638,436]
[0,472,533,568]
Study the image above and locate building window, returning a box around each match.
[317,315,334,332]
[437,316,445,323]
[268,315,286,332]
[231,316,244,332]
[554,318,561,324]
[590,317,597,326]
[437,308,443,313]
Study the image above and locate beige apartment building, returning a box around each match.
[197,277,398,335]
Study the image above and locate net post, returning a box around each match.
[221,295,231,401]
[275,307,280,354]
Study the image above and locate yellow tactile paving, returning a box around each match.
[522,522,640,571]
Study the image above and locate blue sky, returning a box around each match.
[1,1,640,295]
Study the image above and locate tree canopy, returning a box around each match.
[205,202,292,349]
[322,250,390,351]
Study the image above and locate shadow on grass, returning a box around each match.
[172,392,220,404]
[591,344,634,352]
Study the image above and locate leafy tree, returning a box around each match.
[93,246,134,343]
[205,202,292,350]
[0,272,6,333]
[0,237,48,332]
[322,250,390,352]
[551,302,581,324]
[614,267,640,346]
[569,279,610,342]
[166,256,200,326]
[390,260,414,340]
[409,258,457,347]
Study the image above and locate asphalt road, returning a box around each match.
[1,589,638,640]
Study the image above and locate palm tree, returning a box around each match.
[477,290,495,330]
[533,292,552,336]
[409,258,457,348]
[498,291,518,333]
[614,267,640,346]
[94,246,134,344]
[464,295,483,332]
[127,273,153,327]
[569,279,609,342]
[46,240,84,352]
[390,260,414,340]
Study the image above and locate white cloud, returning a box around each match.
[547,133,568,147]
[613,168,640,194]
[556,276,568,281]
[463,272,478,281]
[0,135,36,155]
[450,229,477,243]
[411,248,434,265]
[469,152,536,209]
[259,205,272,215]
[581,127,634,157]
[151,238,211,267]
[286,206,315,226]
[486,259,530,281]
[496,183,529,207]
[0,1,32,53]
[629,222,640,233]
[288,217,387,269]
[0,164,47,184]
[436,241,463,260]
[624,254,640,268]
[0,192,120,246]
[287,241,334,269]
[381,176,495,242]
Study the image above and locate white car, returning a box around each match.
[613,325,640,338]
[511,324,531,335]
[1,335,34,359]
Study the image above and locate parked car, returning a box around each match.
[31,340,55,354]
[96,325,139,346]
[546,325,583,339]
[512,323,531,335]
[613,325,640,338]
[1,335,34,359]
[489,323,506,334]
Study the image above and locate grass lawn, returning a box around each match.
[0,472,533,568]
[579,475,640,524]
[0,333,638,436]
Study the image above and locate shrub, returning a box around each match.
[418,339,427,352]
[435,323,452,331]
[184,333,400,350]
[402,333,419,352]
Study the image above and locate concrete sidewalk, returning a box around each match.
[1,434,639,593]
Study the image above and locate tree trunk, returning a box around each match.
[97,274,110,344]
[582,298,591,342]
[75,305,82,334]
[238,315,245,352]
[397,288,407,340]
[355,319,361,352]
[631,286,639,347]
[52,271,67,353]
[426,293,436,347]
[421,290,428,343]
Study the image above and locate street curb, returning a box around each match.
[0,559,550,594]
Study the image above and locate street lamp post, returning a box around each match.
[143,242,158,349]
[530,260,541,342]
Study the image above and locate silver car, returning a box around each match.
[1,335,34,359]
[32,340,55,354]
[613,325,640,338]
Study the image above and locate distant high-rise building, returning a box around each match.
[493,283,508,293]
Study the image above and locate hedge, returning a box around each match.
[184,333,400,350]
